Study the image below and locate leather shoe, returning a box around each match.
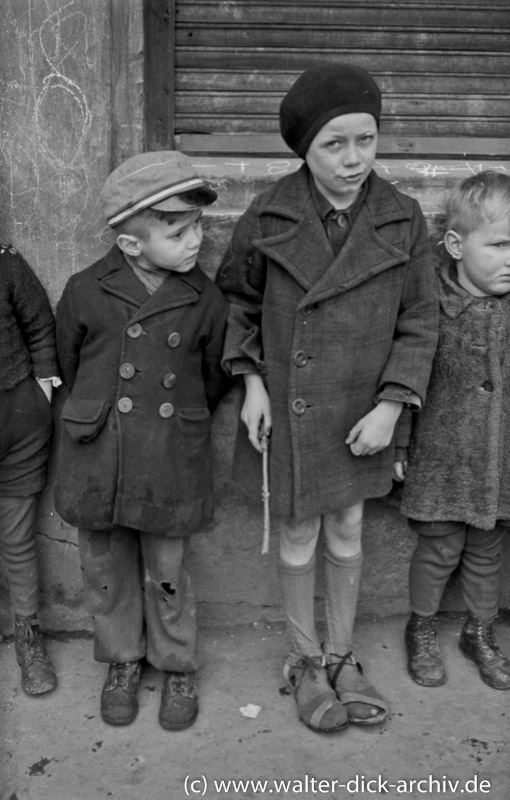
[405,613,446,687]
[159,672,198,730]
[459,615,510,690]
[100,661,142,725]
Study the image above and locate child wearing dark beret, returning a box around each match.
[217,63,439,733]
[0,243,59,695]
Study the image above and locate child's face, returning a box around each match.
[305,113,378,209]
[135,209,204,272]
[451,216,510,297]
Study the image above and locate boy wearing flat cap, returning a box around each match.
[217,63,439,733]
[54,151,229,730]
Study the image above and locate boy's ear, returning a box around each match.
[444,229,463,260]
[116,233,142,257]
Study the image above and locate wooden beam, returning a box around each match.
[144,0,176,150]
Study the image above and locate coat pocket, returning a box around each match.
[61,398,111,443]
[177,407,211,432]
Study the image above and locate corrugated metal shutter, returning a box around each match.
[145,0,510,157]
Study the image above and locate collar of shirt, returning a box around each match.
[123,252,168,295]
[307,168,368,229]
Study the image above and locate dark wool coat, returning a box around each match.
[216,166,439,521]
[0,244,58,392]
[54,246,229,536]
[399,261,510,530]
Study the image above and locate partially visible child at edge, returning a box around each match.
[216,63,439,734]
[0,241,60,695]
[54,151,230,730]
[395,171,510,692]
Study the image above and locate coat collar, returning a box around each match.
[95,246,206,318]
[438,258,510,318]
[254,166,414,305]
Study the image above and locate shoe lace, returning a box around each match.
[110,662,139,689]
[166,672,195,696]
[16,618,48,663]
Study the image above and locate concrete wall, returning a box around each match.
[1,1,509,634]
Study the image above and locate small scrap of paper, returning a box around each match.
[239,703,262,719]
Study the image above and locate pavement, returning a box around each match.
[1,612,510,800]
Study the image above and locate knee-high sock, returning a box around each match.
[278,555,322,658]
[323,546,362,655]
[461,527,504,621]
[409,532,464,617]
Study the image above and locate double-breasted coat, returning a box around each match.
[54,246,229,536]
[216,166,439,521]
[399,260,510,530]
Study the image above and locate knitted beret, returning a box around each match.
[279,63,382,159]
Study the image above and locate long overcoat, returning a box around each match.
[54,246,229,536]
[399,261,510,529]
[217,166,438,521]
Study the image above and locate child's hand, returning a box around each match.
[393,460,407,481]
[242,374,272,453]
[346,400,403,457]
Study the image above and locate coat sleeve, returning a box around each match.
[378,202,439,404]
[56,277,86,391]
[201,288,233,411]
[9,250,58,379]
[215,199,267,377]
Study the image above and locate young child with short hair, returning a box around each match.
[216,63,439,733]
[0,243,59,695]
[396,170,510,690]
[54,151,229,729]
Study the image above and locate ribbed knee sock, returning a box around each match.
[278,555,322,658]
[323,547,362,655]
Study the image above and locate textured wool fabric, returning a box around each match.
[323,547,362,655]
[277,555,322,658]
[280,63,382,158]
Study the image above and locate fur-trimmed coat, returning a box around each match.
[54,246,229,536]
[216,166,439,521]
[399,260,510,529]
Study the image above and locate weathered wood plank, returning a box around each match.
[176,3,510,29]
[176,94,509,118]
[176,71,509,95]
[144,0,176,150]
[175,116,510,137]
[176,132,510,159]
[176,28,509,51]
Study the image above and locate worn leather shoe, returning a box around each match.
[100,661,142,725]
[14,615,57,696]
[459,615,510,690]
[405,613,446,687]
[159,672,198,730]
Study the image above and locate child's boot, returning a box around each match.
[100,661,142,725]
[159,671,198,730]
[459,615,510,689]
[14,614,57,695]
[405,612,446,687]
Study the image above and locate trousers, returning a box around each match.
[0,494,39,616]
[78,526,197,672]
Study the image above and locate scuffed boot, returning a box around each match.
[100,661,142,725]
[405,613,446,687]
[459,615,510,690]
[14,614,57,696]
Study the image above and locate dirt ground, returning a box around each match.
[1,612,509,800]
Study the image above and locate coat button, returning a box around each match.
[162,372,177,389]
[482,380,494,392]
[292,398,307,415]
[167,332,181,348]
[127,323,142,338]
[294,350,308,367]
[159,402,175,418]
[119,362,135,379]
[118,397,133,413]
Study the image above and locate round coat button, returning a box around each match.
[127,323,142,338]
[119,362,135,379]
[118,397,133,413]
[167,332,181,348]
[292,398,307,416]
[159,403,175,418]
[482,380,494,392]
[294,350,308,367]
[162,372,177,389]
[336,214,348,228]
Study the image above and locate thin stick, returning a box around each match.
[261,432,270,554]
